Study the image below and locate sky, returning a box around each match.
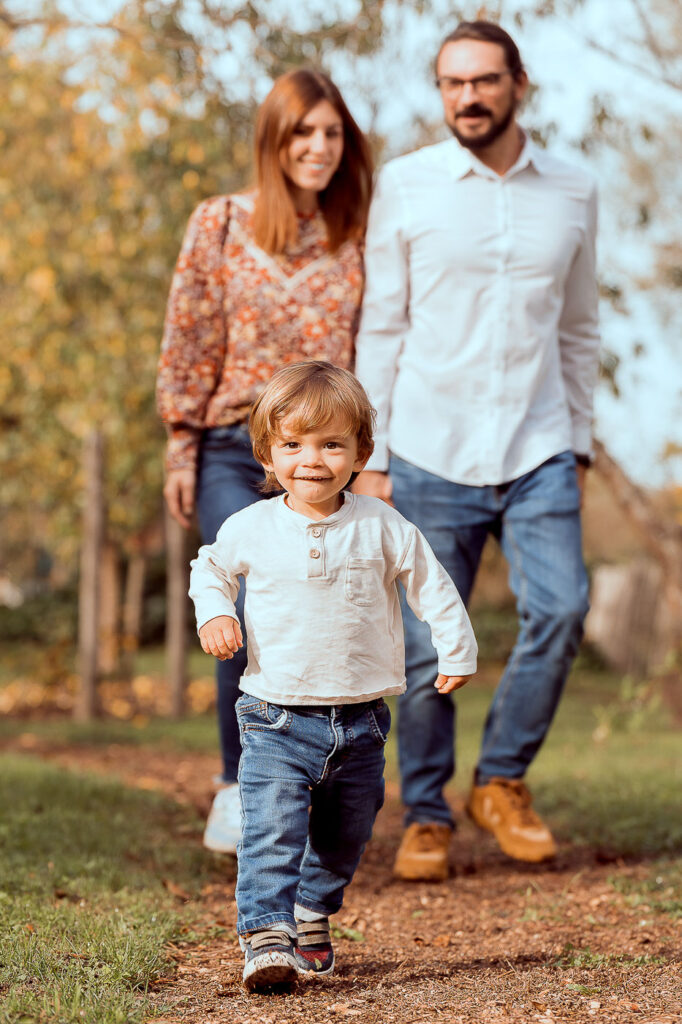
[8,0,682,488]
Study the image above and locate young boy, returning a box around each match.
[189,361,477,992]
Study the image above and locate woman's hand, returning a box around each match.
[199,615,243,660]
[164,468,197,529]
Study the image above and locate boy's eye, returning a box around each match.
[325,441,342,449]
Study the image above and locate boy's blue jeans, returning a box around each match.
[196,424,264,784]
[235,695,390,936]
[390,450,589,828]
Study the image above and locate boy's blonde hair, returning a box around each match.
[249,361,375,492]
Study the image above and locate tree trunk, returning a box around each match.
[592,441,682,718]
[165,507,188,718]
[593,440,682,637]
[120,551,146,680]
[76,430,105,721]
[98,540,121,675]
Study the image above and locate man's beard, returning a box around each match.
[449,97,516,151]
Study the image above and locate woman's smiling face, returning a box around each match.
[280,100,344,201]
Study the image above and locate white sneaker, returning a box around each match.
[203,783,241,853]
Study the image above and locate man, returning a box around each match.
[354,20,599,880]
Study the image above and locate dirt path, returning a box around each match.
[11,736,681,1024]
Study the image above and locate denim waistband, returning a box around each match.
[286,698,385,717]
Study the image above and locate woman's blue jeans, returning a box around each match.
[390,450,589,827]
[196,423,265,783]
[235,696,389,935]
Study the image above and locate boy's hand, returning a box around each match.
[199,615,243,660]
[435,673,472,694]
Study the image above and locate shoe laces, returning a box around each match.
[412,824,449,851]
[495,779,540,827]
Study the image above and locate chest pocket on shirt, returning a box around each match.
[345,558,384,607]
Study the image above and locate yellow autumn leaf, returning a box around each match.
[187,143,205,164]
[182,170,200,190]
[26,266,57,301]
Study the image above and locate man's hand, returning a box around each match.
[352,470,394,506]
[164,468,197,529]
[199,615,243,660]
[435,673,472,694]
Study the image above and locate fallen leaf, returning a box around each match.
[161,879,192,902]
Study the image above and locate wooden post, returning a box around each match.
[120,551,146,680]
[98,540,121,675]
[165,506,188,718]
[76,430,105,721]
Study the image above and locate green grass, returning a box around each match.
[0,755,228,1024]
[448,667,682,857]
[554,945,667,969]
[608,859,682,917]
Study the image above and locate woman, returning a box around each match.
[157,69,373,853]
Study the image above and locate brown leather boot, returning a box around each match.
[393,822,452,881]
[466,778,557,862]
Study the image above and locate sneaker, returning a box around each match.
[242,929,298,992]
[295,919,334,978]
[466,777,557,862]
[393,822,452,881]
[203,783,241,854]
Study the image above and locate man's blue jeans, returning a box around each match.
[196,423,265,783]
[235,696,390,936]
[390,450,589,828]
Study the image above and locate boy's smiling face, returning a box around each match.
[263,414,368,520]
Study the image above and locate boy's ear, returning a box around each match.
[353,448,372,473]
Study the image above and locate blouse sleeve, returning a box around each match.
[156,196,230,472]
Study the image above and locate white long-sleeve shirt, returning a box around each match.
[355,136,600,485]
[189,493,477,705]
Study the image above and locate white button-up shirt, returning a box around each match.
[189,493,477,705]
[355,136,600,485]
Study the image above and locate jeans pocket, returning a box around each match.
[237,698,291,734]
[367,699,391,745]
[201,423,250,453]
[344,558,384,607]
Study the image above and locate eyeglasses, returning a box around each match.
[434,70,513,95]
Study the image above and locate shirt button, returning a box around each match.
[311,528,322,537]
[309,549,320,559]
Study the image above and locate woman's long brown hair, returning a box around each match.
[252,69,373,254]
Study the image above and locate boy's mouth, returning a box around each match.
[294,475,332,481]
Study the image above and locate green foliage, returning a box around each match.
[0,4,256,573]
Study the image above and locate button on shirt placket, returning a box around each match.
[307,525,325,579]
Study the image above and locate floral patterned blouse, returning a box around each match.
[156,192,364,471]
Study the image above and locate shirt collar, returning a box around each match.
[276,490,355,529]
[446,131,548,181]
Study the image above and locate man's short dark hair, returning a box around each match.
[436,20,525,78]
